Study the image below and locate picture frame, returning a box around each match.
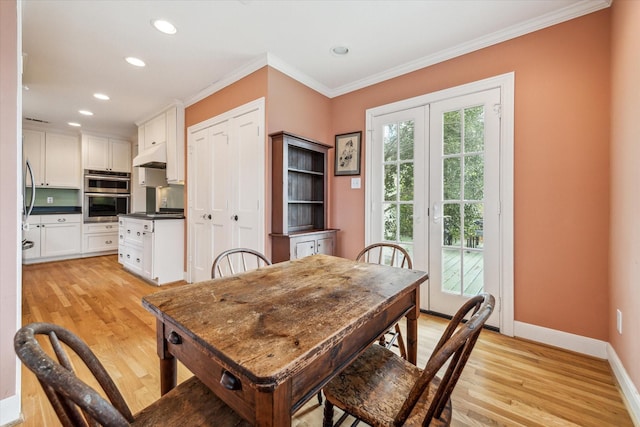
[334,131,362,176]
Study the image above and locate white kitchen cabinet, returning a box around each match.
[83,134,131,172]
[82,222,118,254]
[40,214,82,257]
[23,129,81,188]
[118,216,184,285]
[137,104,184,183]
[140,113,167,152]
[23,214,82,263]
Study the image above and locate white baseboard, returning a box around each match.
[514,321,639,425]
[0,394,21,427]
[513,321,608,358]
[608,344,640,426]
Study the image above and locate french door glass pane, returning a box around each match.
[382,120,415,249]
[384,164,397,201]
[441,105,486,296]
[383,203,397,241]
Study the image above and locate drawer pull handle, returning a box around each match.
[167,331,182,345]
[220,370,242,390]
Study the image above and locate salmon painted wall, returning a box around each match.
[610,0,640,392]
[185,67,268,128]
[330,11,611,340]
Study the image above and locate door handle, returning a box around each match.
[432,204,451,223]
[231,215,238,221]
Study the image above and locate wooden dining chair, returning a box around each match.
[356,242,413,359]
[211,247,272,279]
[322,293,495,427]
[14,322,251,427]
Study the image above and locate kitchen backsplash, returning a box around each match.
[158,185,184,209]
[26,188,81,207]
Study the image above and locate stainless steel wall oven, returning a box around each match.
[83,170,131,222]
[84,169,130,193]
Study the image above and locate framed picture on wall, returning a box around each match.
[334,131,362,176]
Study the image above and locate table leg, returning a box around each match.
[155,318,177,395]
[406,287,420,365]
[160,357,177,395]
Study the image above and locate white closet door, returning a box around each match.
[230,108,264,252]
[188,99,266,282]
[189,127,214,283]
[210,121,233,266]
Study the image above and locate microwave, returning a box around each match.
[84,170,130,194]
[84,193,130,223]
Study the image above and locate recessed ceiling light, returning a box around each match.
[68,122,81,127]
[93,93,110,100]
[152,19,177,35]
[331,46,349,56]
[125,57,146,67]
[79,110,93,116]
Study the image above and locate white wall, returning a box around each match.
[0,0,22,424]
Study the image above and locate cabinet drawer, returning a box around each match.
[41,214,81,224]
[123,220,153,245]
[84,232,118,253]
[162,323,255,423]
[123,245,143,275]
[84,222,118,233]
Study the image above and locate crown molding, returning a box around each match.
[326,0,612,97]
[184,54,270,107]
[182,0,611,103]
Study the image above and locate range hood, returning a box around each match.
[133,142,167,169]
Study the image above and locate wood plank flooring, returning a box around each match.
[19,255,633,426]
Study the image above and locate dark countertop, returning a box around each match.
[30,206,82,215]
[120,211,185,220]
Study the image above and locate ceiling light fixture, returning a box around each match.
[152,19,177,35]
[68,122,81,127]
[79,110,93,116]
[93,93,110,100]
[125,57,146,67]
[331,46,349,56]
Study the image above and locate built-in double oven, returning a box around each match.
[83,170,131,223]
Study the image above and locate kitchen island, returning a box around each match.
[118,212,184,285]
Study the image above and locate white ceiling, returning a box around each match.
[21,0,610,139]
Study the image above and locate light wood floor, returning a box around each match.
[19,255,633,426]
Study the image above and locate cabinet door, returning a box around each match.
[23,130,45,186]
[110,139,131,172]
[45,133,81,187]
[22,224,41,260]
[294,239,316,259]
[316,236,334,256]
[41,223,81,257]
[84,135,110,171]
[144,113,167,151]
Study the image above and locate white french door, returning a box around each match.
[428,89,500,328]
[367,76,513,332]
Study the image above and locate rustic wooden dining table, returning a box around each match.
[142,254,428,427]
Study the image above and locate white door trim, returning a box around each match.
[365,73,514,336]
